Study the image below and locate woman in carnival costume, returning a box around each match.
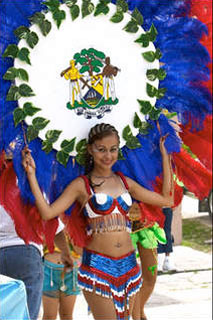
[22,122,174,320]
[1,1,212,319]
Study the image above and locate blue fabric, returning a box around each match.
[157,208,174,254]
[0,245,44,320]
[43,259,81,298]
[0,276,30,320]
[81,249,137,278]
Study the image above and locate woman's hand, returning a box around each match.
[22,146,36,175]
[159,134,168,156]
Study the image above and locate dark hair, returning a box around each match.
[84,123,119,175]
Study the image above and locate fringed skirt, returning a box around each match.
[78,248,142,320]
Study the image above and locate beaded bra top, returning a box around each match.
[80,172,132,234]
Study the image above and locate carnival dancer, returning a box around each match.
[130,202,167,320]
[42,239,82,320]
[22,123,174,320]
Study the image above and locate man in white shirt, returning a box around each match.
[0,205,73,320]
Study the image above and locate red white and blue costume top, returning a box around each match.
[80,172,132,234]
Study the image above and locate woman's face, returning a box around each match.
[88,134,119,171]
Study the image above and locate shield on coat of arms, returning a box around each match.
[61,48,119,119]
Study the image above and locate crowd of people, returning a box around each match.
[1,122,174,320]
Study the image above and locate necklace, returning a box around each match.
[92,173,114,179]
[88,173,114,188]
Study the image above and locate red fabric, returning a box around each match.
[79,175,91,195]
[61,202,91,248]
[190,0,212,92]
[0,152,58,250]
[181,1,212,172]
[116,171,129,189]
[138,202,165,228]
[179,116,212,171]
[172,149,212,200]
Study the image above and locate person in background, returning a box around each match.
[130,202,167,320]
[157,207,176,272]
[42,238,82,320]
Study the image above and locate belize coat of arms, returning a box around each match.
[61,48,119,119]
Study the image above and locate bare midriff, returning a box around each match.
[44,251,63,264]
[86,222,134,258]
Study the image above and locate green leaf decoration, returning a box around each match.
[17,47,31,65]
[23,102,41,116]
[149,107,162,120]
[133,112,142,128]
[75,153,85,166]
[3,67,18,81]
[19,84,35,97]
[6,86,21,101]
[29,12,45,24]
[26,31,39,48]
[2,44,19,59]
[118,149,125,160]
[123,19,138,33]
[40,20,52,36]
[18,68,29,82]
[131,8,143,25]
[139,121,152,135]
[32,117,50,130]
[3,67,29,82]
[94,2,110,16]
[146,68,166,81]
[42,140,53,154]
[110,11,124,23]
[45,130,62,143]
[70,5,80,20]
[53,10,66,28]
[116,0,128,12]
[61,138,76,153]
[27,125,39,142]
[43,0,60,11]
[76,138,87,153]
[142,51,155,62]
[155,48,162,60]
[64,0,78,7]
[14,26,30,39]
[146,83,157,98]
[13,108,25,127]
[135,33,150,47]
[146,69,158,81]
[156,87,167,99]
[148,23,158,42]
[82,0,95,18]
[56,150,70,167]
[29,13,51,36]
[158,68,167,80]
[137,100,152,114]
[126,136,141,149]
[122,125,133,140]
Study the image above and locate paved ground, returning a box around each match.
[39,197,212,320]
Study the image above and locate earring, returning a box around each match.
[89,155,93,166]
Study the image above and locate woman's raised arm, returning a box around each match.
[127,135,174,207]
[22,147,82,220]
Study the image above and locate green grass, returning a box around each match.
[182,218,212,253]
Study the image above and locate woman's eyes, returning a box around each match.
[97,147,119,153]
